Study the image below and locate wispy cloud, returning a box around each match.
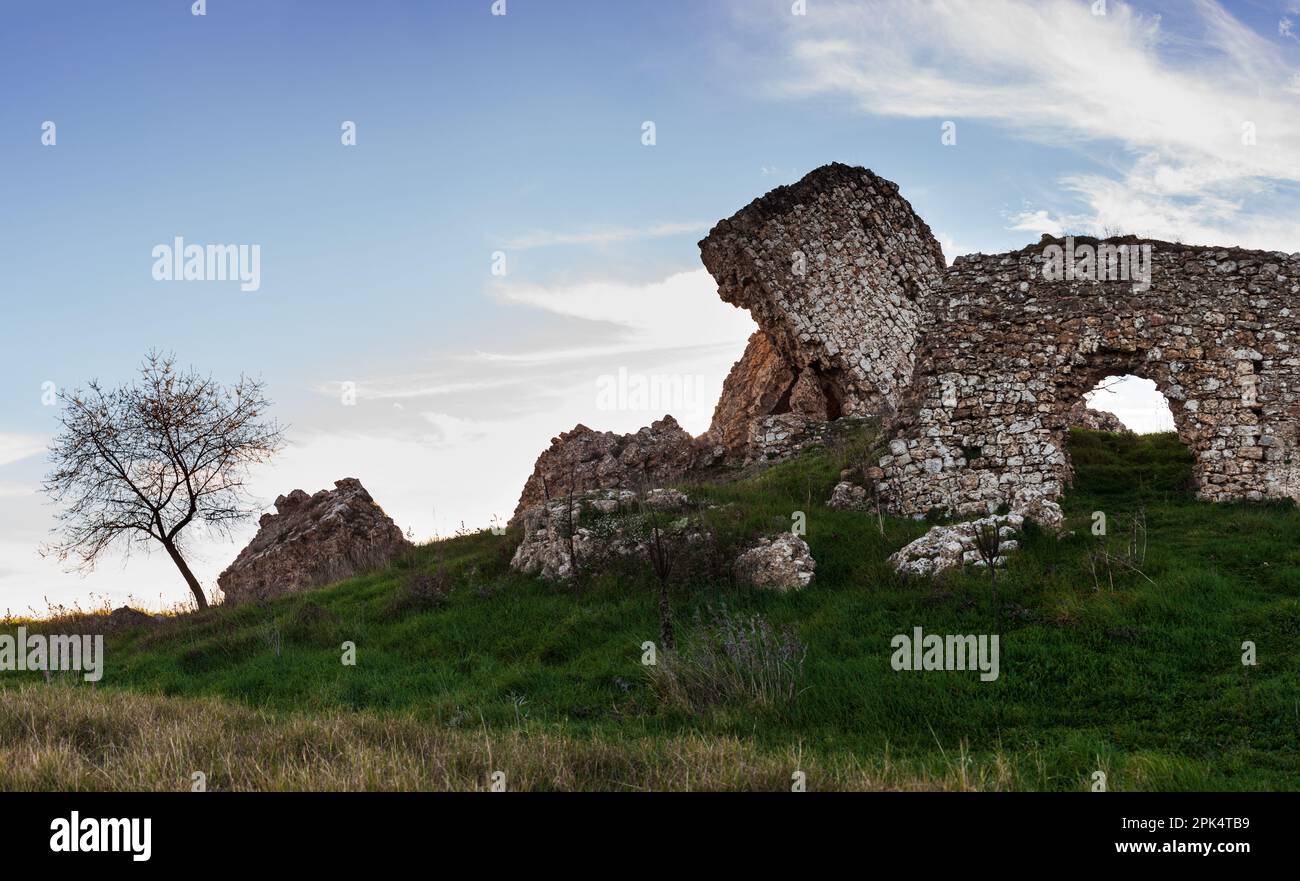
[491,269,752,350]
[0,434,46,469]
[753,0,1300,250]
[309,268,755,443]
[501,221,710,250]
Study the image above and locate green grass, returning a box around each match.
[4,428,1298,791]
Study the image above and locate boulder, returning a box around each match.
[888,514,1023,579]
[887,498,1063,578]
[733,533,816,592]
[827,481,870,511]
[218,478,411,604]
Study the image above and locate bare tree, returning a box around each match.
[41,352,284,609]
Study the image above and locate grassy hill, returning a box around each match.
[2,428,1298,791]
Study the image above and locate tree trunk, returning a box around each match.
[162,539,208,609]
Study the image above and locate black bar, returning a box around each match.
[2,792,1284,866]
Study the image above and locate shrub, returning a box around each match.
[283,601,344,647]
[384,568,452,618]
[646,604,807,713]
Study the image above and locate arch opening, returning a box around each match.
[1081,374,1175,434]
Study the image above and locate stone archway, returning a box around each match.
[1074,374,1173,434]
[1048,351,1190,489]
[877,236,1300,516]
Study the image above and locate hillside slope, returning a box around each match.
[3,429,1298,791]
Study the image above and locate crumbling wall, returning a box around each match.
[511,417,698,521]
[701,330,802,459]
[1067,401,1131,433]
[513,165,1300,527]
[877,238,1300,515]
[218,478,411,604]
[699,163,947,448]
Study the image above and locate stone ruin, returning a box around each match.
[212,164,1296,599]
[879,237,1300,516]
[512,417,698,521]
[218,478,411,604]
[513,164,949,516]
[217,165,1297,596]
[514,161,1300,528]
[1067,402,1130,434]
[698,163,948,425]
[510,487,815,591]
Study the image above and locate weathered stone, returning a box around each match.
[880,235,1300,515]
[703,330,798,459]
[1067,402,1131,433]
[512,416,698,521]
[699,162,947,421]
[642,488,691,510]
[733,533,816,591]
[889,504,1060,579]
[510,489,693,580]
[827,481,870,511]
[218,478,411,604]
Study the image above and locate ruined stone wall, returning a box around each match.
[218,478,411,604]
[699,163,947,440]
[1067,401,1131,433]
[702,330,801,459]
[877,239,1300,515]
[513,165,1300,525]
[511,417,698,521]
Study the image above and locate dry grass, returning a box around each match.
[0,684,1028,791]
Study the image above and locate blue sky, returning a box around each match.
[2,0,1298,611]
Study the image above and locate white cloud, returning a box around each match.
[492,269,754,351]
[755,0,1300,249]
[501,222,710,250]
[1086,375,1175,434]
[315,268,759,431]
[1005,210,1065,237]
[0,434,46,469]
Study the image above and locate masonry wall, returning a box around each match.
[699,163,947,427]
[878,238,1300,515]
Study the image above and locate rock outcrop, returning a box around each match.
[702,330,799,459]
[1068,402,1131,433]
[733,534,816,591]
[887,499,1062,578]
[512,417,698,522]
[510,489,695,580]
[218,478,411,604]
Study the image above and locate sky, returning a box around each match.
[1,0,1298,613]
